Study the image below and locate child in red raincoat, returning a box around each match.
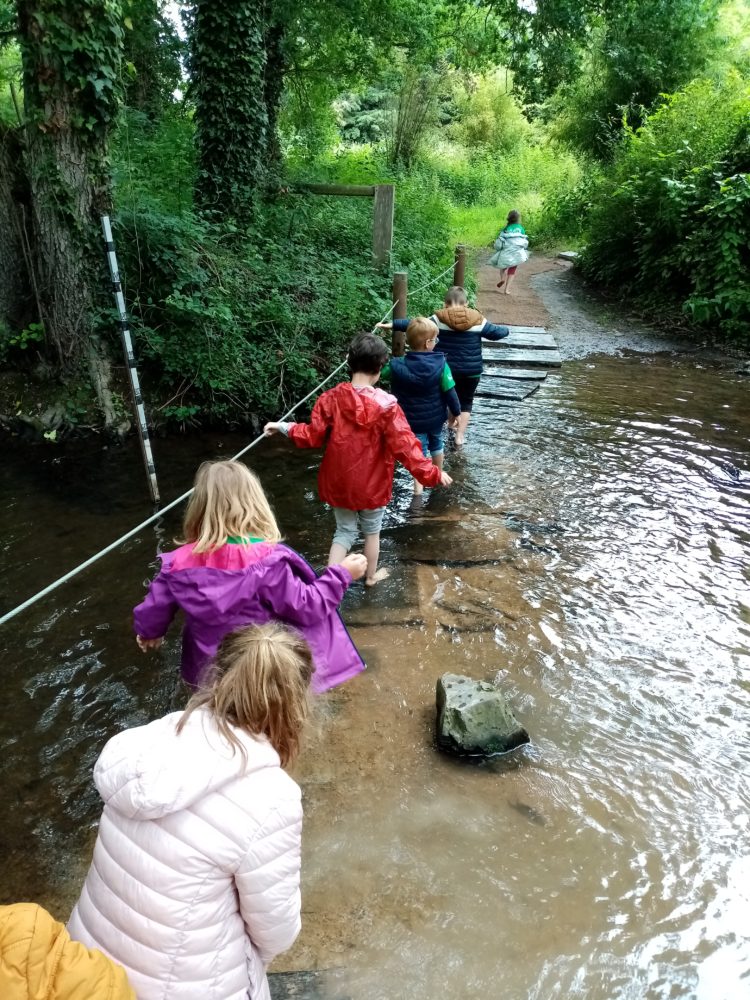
[265,332,452,586]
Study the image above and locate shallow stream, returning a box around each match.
[1,345,749,999]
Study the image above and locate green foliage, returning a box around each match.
[484,0,721,107]
[578,75,750,342]
[335,88,390,145]
[387,64,445,170]
[412,140,583,249]
[280,77,340,162]
[0,321,44,361]
[121,0,183,116]
[110,184,395,423]
[0,0,15,35]
[17,0,124,140]
[550,0,722,158]
[112,107,196,215]
[447,72,530,152]
[682,170,750,334]
[0,40,22,127]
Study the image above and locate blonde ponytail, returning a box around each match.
[177,623,314,767]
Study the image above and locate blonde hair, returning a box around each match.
[406,316,438,350]
[444,285,467,306]
[180,460,281,552]
[177,623,314,767]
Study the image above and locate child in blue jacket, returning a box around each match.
[382,316,461,495]
[379,286,509,446]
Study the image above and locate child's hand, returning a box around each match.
[376,322,393,330]
[439,472,453,487]
[136,635,164,652]
[264,422,280,436]
[341,553,368,581]
[447,415,459,429]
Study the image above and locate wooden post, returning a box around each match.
[453,244,466,288]
[372,184,395,269]
[391,271,408,357]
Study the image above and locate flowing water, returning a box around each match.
[1,349,749,1000]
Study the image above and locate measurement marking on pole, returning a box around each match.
[101,215,161,504]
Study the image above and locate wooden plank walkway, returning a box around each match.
[482,367,547,381]
[484,349,562,368]
[479,324,562,398]
[490,332,558,350]
[475,380,540,401]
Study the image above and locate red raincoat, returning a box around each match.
[288,382,442,509]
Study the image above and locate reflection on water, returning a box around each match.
[1,352,749,999]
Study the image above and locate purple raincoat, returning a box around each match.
[133,541,364,692]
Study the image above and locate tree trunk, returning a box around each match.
[263,19,285,169]
[0,126,32,332]
[189,0,268,220]
[16,0,124,424]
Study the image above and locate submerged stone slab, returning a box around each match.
[415,564,528,632]
[436,673,529,756]
[269,970,333,998]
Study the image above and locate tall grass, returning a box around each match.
[419,142,582,249]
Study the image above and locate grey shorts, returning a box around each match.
[332,506,386,550]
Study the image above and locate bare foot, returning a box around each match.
[365,567,391,587]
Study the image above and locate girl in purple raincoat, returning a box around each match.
[134,460,368,691]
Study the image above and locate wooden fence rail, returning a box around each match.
[291,182,394,269]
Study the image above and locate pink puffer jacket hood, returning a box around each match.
[95,707,280,820]
[68,709,302,1000]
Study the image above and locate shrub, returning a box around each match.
[447,72,532,152]
[578,75,750,343]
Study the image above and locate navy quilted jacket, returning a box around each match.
[387,352,461,433]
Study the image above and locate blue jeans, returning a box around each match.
[415,429,445,457]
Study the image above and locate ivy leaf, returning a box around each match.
[124,16,133,31]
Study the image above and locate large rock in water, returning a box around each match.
[436,673,530,756]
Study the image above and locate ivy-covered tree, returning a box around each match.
[187,0,267,220]
[15,0,124,419]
